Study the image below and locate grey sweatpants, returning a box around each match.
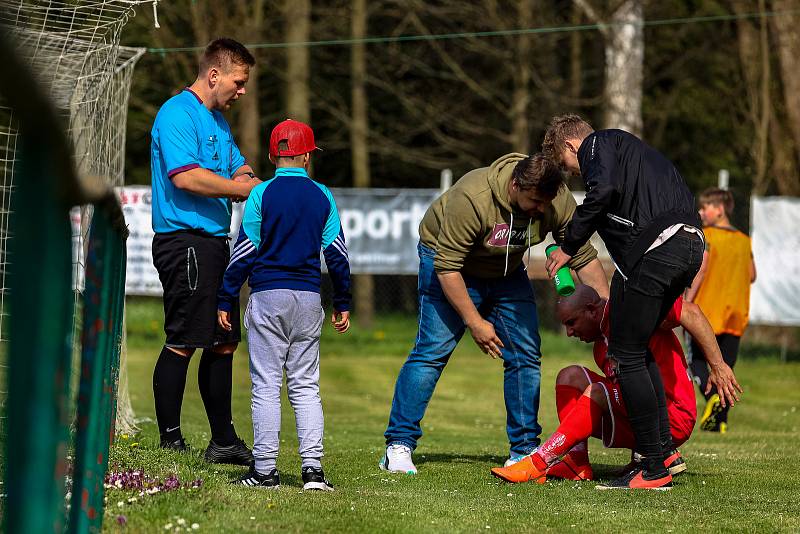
[245,289,325,474]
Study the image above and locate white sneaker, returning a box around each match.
[379,443,417,474]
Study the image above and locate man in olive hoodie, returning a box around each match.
[380,153,608,474]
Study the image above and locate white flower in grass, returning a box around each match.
[191,524,199,530]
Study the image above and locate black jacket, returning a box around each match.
[561,129,701,275]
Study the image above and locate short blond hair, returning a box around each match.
[542,114,594,162]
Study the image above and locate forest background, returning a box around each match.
[122,0,800,212]
[120,0,800,337]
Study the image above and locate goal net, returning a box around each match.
[0,0,146,468]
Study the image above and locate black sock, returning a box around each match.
[153,346,191,443]
[198,349,237,446]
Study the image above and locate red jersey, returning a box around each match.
[593,297,697,436]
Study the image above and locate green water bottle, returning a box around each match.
[545,244,576,296]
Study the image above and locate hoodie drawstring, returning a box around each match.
[524,218,531,271]
[504,212,513,277]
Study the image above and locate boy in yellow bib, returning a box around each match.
[685,188,756,433]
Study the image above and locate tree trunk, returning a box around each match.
[603,0,644,135]
[733,0,771,194]
[235,0,264,173]
[237,72,261,172]
[510,0,533,153]
[570,4,583,101]
[351,0,374,326]
[286,0,311,123]
[771,0,800,195]
[768,117,799,196]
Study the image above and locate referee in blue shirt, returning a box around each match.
[150,38,260,464]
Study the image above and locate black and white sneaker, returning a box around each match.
[301,466,334,491]
[233,468,280,488]
[160,437,189,452]
[204,437,254,465]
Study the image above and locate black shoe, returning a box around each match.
[614,450,687,477]
[301,466,334,491]
[233,468,280,488]
[664,449,687,476]
[596,465,672,491]
[160,437,189,452]
[204,437,253,465]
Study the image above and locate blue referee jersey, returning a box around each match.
[150,88,247,236]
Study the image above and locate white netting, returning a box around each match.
[0,0,147,444]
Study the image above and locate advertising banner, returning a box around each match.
[329,188,440,275]
[750,196,800,325]
[117,187,441,295]
[112,186,617,295]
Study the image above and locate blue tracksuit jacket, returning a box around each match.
[217,167,351,312]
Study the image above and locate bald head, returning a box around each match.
[557,284,602,316]
[556,285,605,343]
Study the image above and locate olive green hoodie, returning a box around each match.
[419,153,597,278]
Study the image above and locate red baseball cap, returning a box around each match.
[269,119,320,157]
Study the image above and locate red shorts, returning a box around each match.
[578,367,693,449]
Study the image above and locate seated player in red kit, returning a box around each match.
[491,285,728,486]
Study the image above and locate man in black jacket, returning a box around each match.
[542,115,741,490]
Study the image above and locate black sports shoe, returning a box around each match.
[204,437,254,465]
[233,468,280,488]
[160,437,189,452]
[614,450,687,477]
[664,449,687,476]
[301,466,334,491]
[596,465,673,491]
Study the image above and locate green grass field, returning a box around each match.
[106,298,800,533]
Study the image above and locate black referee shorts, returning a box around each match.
[152,230,241,349]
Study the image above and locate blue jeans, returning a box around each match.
[384,243,542,456]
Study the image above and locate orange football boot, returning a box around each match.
[491,455,547,484]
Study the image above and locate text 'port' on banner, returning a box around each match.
[328,188,440,275]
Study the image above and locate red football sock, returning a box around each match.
[536,394,603,467]
[555,384,583,421]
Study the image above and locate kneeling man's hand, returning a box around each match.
[468,319,504,359]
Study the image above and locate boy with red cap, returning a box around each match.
[217,119,352,490]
